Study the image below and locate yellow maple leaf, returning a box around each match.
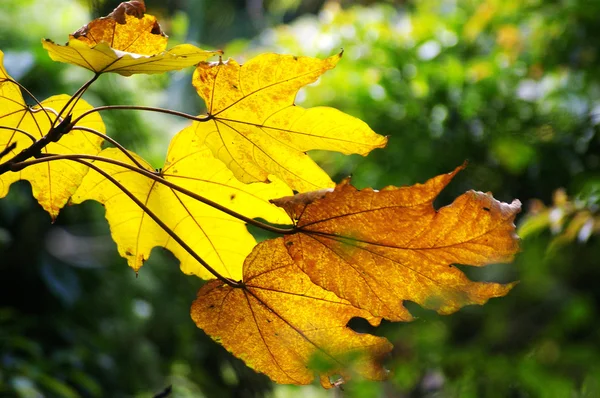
[0,50,104,219]
[271,165,522,321]
[42,1,219,76]
[186,53,388,192]
[70,127,292,280]
[191,238,392,387]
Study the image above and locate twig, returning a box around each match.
[0,126,37,142]
[11,153,294,235]
[0,114,73,175]
[70,105,212,127]
[0,142,17,160]
[71,126,148,170]
[0,77,53,124]
[51,73,100,129]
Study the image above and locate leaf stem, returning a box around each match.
[71,126,148,170]
[70,105,212,127]
[51,73,100,129]
[0,114,73,175]
[0,78,53,124]
[0,126,37,142]
[11,153,295,235]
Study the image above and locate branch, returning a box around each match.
[0,74,100,175]
[0,77,53,124]
[71,126,148,170]
[51,73,100,129]
[0,142,17,160]
[11,152,293,228]
[0,114,73,175]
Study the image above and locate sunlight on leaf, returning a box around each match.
[191,238,392,387]
[42,1,219,75]
[271,165,522,321]
[70,127,292,280]
[186,53,388,192]
[0,50,104,219]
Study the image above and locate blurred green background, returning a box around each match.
[1,0,599,397]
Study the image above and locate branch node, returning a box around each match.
[0,142,17,160]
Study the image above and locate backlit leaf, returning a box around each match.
[271,165,522,321]
[70,127,292,280]
[0,50,104,219]
[43,1,219,76]
[186,53,388,192]
[191,238,392,387]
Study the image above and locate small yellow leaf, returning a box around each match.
[191,238,392,387]
[0,50,104,219]
[71,127,292,279]
[43,1,219,75]
[187,53,388,192]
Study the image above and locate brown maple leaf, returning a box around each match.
[191,238,392,388]
[271,164,522,321]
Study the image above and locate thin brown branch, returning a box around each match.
[0,74,101,175]
[0,142,17,160]
[11,153,295,235]
[0,126,37,142]
[51,73,100,129]
[0,114,73,175]
[71,126,148,170]
[0,77,53,124]
[70,105,212,127]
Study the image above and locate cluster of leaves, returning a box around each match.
[243,0,600,194]
[239,1,600,395]
[0,0,521,388]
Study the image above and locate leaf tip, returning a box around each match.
[339,176,353,186]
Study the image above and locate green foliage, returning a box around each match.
[1,0,599,397]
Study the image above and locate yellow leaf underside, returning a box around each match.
[71,127,292,280]
[1,51,104,218]
[192,238,392,387]
[190,53,387,192]
[43,39,219,76]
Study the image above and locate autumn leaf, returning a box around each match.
[191,238,392,387]
[271,165,522,321]
[0,50,104,219]
[70,127,292,280]
[43,1,219,76]
[185,53,388,192]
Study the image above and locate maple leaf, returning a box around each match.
[0,50,104,219]
[191,238,392,387]
[271,165,522,321]
[42,1,219,76]
[70,127,292,280]
[185,53,388,192]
